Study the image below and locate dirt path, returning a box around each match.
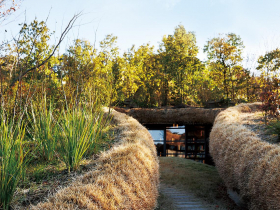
[159,184,213,210]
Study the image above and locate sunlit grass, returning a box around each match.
[0,116,29,210]
[56,106,106,172]
[28,98,56,162]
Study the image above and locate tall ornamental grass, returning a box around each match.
[57,106,105,172]
[0,119,27,210]
[33,108,159,210]
[28,99,56,161]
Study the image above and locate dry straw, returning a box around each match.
[114,107,222,124]
[210,102,280,209]
[32,108,159,210]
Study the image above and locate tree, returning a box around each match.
[62,39,95,104]
[0,14,80,116]
[9,14,80,88]
[257,48,280,80]
[257,48,280,121]
[204,33,244,101]
[158,25,199,105]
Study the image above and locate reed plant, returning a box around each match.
[28,98,56,161]
[56,106,105,172]
[0,117,28,210]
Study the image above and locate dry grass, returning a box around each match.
[114,107,223,125]
[239,111,279,143]
[210,102,280,209]
[32,108,159,210]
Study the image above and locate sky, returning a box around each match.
[2,0,280,72]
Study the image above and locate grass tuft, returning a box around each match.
[28,98,56,162]
[56,106,105,172]
[0,116,28,210]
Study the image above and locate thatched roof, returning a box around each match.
[114,107,223,125]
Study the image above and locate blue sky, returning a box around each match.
[2,0,280,71]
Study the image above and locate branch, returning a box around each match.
[10,12,81,87]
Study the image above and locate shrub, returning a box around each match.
[260,86,278,124]
[266,120,280,142]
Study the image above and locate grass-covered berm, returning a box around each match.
[32,108,159,210]
[210,102,280,209]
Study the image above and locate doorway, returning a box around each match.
[145,124,213,164]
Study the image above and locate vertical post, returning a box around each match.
[163,127,167,157]
[185,125,187,159]
[204,126,207,164]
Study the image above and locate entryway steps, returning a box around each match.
[160,184,210,210]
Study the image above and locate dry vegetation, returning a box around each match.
[114,107,223,124]
[210,102,280,209]
[239,111,279,143]
[30,108,159,210]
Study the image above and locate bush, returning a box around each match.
[266,120,280,142]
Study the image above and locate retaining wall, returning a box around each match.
[210,103,280,209]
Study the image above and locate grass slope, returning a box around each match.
[31,108,159,210]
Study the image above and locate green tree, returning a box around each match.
[257,48,280,80]
[63,39,94,103]
[159,25,199,105]
[204,33,244,101]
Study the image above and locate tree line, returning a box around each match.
[1,19,279,111]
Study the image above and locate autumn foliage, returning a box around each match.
[1,11,280,209]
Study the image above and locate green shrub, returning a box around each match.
[266,120,280,142]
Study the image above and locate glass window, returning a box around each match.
[148,130,164,144]
[166,128,185,141]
